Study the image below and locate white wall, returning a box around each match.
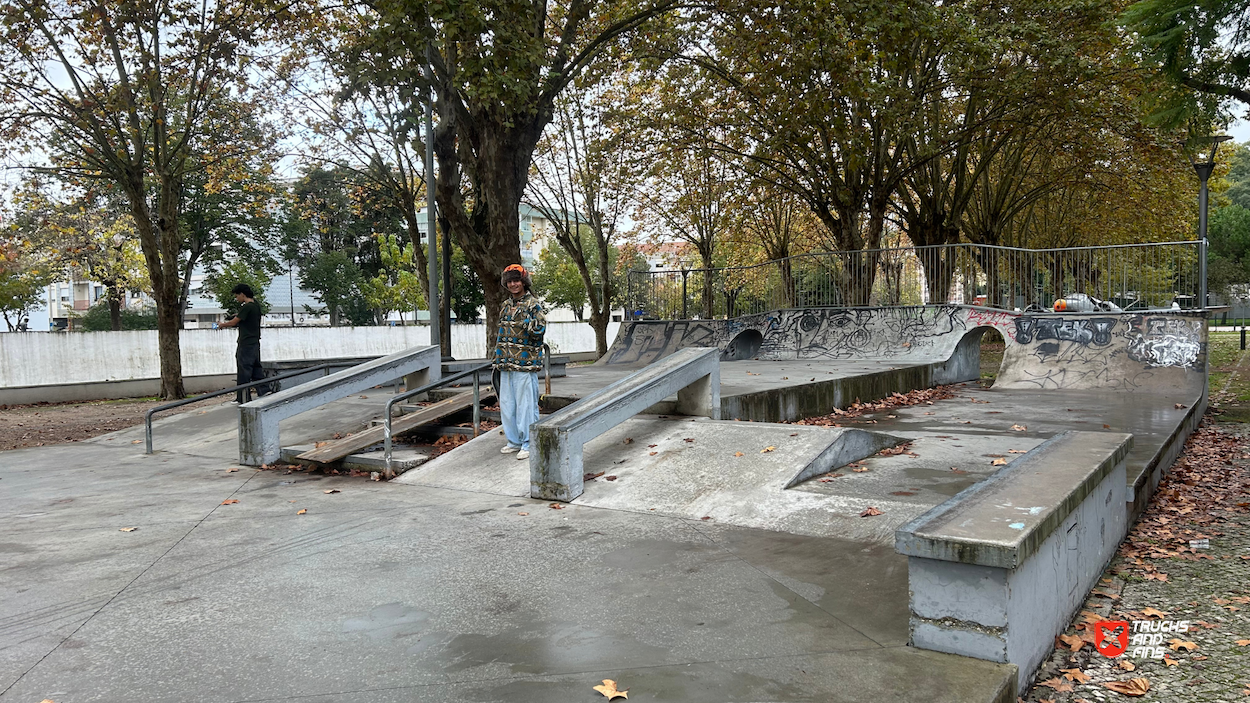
[0,321,619,389]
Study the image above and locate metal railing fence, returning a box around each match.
[626,241,1205,319]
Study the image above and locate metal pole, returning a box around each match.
[289,258,296,327]
[472,372,481,437]
[423,58,440,348]
[681,269,688,320]
[441,221,452,357]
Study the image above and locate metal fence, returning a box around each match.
[626,241,1205,320]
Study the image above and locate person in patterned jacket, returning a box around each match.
[493,263,547,460]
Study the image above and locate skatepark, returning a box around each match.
[0,288,1211,702]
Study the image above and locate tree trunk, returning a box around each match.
[107,286,123,331]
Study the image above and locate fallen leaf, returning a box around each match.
[1162,655,1179,666]
[131,439,142,444]
[584,471,605,481]
[297,509,307,515]
[323,489,340,494]
[623,437,633,444]
[1102,678,1150,696]
[221,499,239,505]
[517,512,529,516]
[950,467,968,474]
[649,451,658,456]
[761,446,776,453]
[1118,660,1136,671]
[605,475,617,481]
[683,438,695,443]
[860,507,883,517]
[593,679,628,700]
[548,503,564,510]
[733,451,744,457]
[991,458,1008,466]
[1058,633,1085,651]
[1175,403,1188,409]
[1008,449,1028,453]
[119,527,138,532]
[1103,424,1111,429]
[1061,668,1092,683]
[647,444,657,448]
[1236,639,1250,646]
[1168,639,1198,652]
[1038,677,1074,692]
[1010,424,1026,431]
[700,516,712,521]
[226,467,239,473]
[852,467,869,473]
[1142,607,1168,618]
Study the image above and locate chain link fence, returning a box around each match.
[625,241,1205,320]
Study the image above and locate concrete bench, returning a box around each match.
[239,345,441,465]
[531,347,720,502]
[895,430,1133,690]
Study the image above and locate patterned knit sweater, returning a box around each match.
[492,292,547,372]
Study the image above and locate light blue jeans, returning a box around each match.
[499,370,540,451]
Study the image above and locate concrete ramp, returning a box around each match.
[995,312,1207,392]
[607,306,1208,396]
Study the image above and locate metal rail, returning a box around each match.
[627,240,1205,319]
[143,362,360,454]
[383,363,492,478]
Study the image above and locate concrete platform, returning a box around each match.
[396,415,1043,544]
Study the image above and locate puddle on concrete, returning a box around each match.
[342,602,430,643]
[440,621,674,675]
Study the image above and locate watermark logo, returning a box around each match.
[1094,619,1189,659]
[1095,620,1129,657]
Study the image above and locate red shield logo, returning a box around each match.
[1094,621,1129,657]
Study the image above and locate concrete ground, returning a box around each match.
[0,352,1205,703]
[0,396,1016,703]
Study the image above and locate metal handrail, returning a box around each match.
[143,362,361,454]
[383,362,493,477]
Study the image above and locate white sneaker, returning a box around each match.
[516,450,530,460]
[501,445,519,454]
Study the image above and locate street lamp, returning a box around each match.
[1188,134,1232,309]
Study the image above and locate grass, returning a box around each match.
[1209,332,1250,422]
[979,342,1005,387]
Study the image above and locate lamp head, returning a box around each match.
[1187,134,1233,168]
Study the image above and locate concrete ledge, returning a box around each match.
[895,431,1132,689]
[531,347,720,502]
[0,374,236,406]
[238,345,441,465]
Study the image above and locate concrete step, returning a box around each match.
[281,443,430,474]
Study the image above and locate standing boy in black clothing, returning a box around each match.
[219,283,269,403]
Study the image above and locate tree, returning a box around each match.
[1121,0,1250,127]
[74,300,158,331]
[281,167,390,325]
[303,250,363,326]
[449,246,485,324]
[533,244,589,320]
[361,233,426,324]
[203,261,273,317]
[335,0,680,347]
[529,76,642,354]
[0,0,287,397]
[13,181,150,331]
[0,235,54,331]
[634,143,739,317]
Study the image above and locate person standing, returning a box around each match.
[493,264,546,460]
[219,283,270,404]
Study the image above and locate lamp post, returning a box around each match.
[1188,135,1232,309]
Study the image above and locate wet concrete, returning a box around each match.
[0,438,1015,702]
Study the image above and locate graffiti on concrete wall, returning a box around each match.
[1013,317,1116,347]
[1125,315,1203,369]
[966,309,1018,341]
[763,306,966,360]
